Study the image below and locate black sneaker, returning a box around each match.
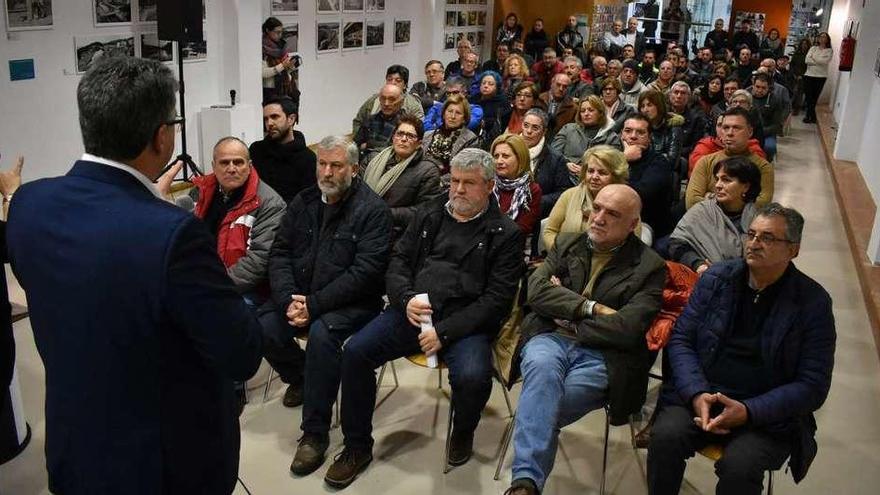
[447,428,474,466]
[283,382,303,408]
[504,478,539,495]
[290,432,329,476]
[324,446,373,489]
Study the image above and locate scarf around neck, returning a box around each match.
[262,34,288,61]
[363,146,421,197]
[528,137,546,173]
[493,173,532,220]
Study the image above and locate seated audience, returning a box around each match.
[691,47,716,87]
[334,149,525,488]
[424,78,483,132]
[552,95,623,179]
[531,47,565,93]
[524,18,550,62]
[673,53,698,87]
[732,19,760,54]
[600,77,638,133]
[647,60,675,94]
[713,60,732,80]
[695,74,725,116]
[511,38,535,67]
[502,54,531,102]
[759,27,785,61]
[648,203,835,495]
[491,133,543,236]
[250,96,317,204]
[410,60,446,114]
[453,52,481,91]
[687,107,774,209]
[734,47,756,84]
[709,76,741,128]
[624,16,646,56]
[563,56,594,100]
[353,65,425,134]
[605,59,623,82]
[758,58,788,92]
[505,184,666,495]
[494,81,545,141]
[445,39,473,79]
[543,145,629,249]
[621,115,674,236]
[539,73,577,138]
[353,84,409,164]
[727,89,766,147]
[622,44,637,61]
[638,89,684,166]
[422,94,479,180]
[669,156,761,273]
[704,18,729,53]
[668,82,708,158]
[638,50,659,85]
[749,72,790,162]
[520,108,573,217]
[689,114,767,177]
[363,116,443,244]
[482,42,511,74]
[621,59,649,107]
[588,56,608,86]
[470,71,508,142]
[262,136,392,477]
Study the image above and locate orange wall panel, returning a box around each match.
[729,0,793,39]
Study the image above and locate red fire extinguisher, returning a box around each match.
[839,21,858,71]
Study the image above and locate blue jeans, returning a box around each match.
[512,333,608,490]
[763,135,777,162]
[340,308,493,450]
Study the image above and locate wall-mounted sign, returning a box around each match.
[9,58,35,81]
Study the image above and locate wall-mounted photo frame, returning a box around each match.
[317,0,339,14]
[181,38,208,63]
[342,0,362,14]
[271,0,298,15]
[5,0,53,31]
[74,33,135,74]
[94,0,132,27]
[342,20,363,50]
[316,20,340,53]
[366,19,384,48]
[444,32,455,50]
[282,22,299,53]
[365,0,383,12]
[138,0,156,22]
[394,19,410,46]
[139,33,173,63]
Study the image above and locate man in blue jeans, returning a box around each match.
[327,148,525,489]
[505,184,666,495]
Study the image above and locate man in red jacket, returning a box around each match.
[688,114,766,177]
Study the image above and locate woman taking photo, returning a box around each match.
[600,78,638,133]
[422,94,479,181]
[803,32,833,124]
[543,145,629,249]
[638,89,684,165]
[364,115,443,244]
[491,134,542,236]
[261,17,299,105]
[669,156,762,274]
[551,95,622,181]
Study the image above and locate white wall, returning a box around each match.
[0,0,494,181]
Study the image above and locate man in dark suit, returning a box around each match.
[5,57,263,495]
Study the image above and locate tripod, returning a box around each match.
[160,41,203,182]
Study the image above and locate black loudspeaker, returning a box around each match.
[157,0,203,42]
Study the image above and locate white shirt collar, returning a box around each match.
[81,153,162,199]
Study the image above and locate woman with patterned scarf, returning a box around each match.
[261,17,300,105]
[490,133,542,237]
[422,94,479,186]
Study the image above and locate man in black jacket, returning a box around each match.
[249,96,317,204]
[622,115,674,237]
[259,135,392,478]
[504,184,666,495]
[326,148,525,489]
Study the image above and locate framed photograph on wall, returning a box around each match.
[139,33,173,63]
[74,33,135,74]
[317,0,339,14]
[316,20,340,53]
[138,0,156,22]
[271,0,298,15]
[394,19,410,45]
[444,32,454,50]
[282,22,299,53]
[342,0,362,14]
[5,0,53,31]
[342,20,363,50]
[181,38,208,62]
[94,0,132,26]
[366,19,384,48]
[365,0,383,12]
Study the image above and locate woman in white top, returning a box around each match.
[261,17,299,105]
[802,32,833,124]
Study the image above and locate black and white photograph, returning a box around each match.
[477,11,486,26]
[316,0,339,14]
[342,20,363,50]
[477,31,484,46]
[366,20,384,48]
[94,0,132,26]
[271,0,298,15]
[444,32,455,50]
[138,0,155,22]
[465,30,476,45]
[316,21,340,52]
[455,31,464,44]
[342,0,363,13]
[457,11,467,27]
[365,0,384,12]
[139,33,172,63]
[74,33,135,74]
[5,0,53,31]
[445,11,456,28]
[282,22,298,53]
[181,39,207,62]
[394,19,410,45]
[468,11,477,26]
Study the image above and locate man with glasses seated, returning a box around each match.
[424,77,483,132]
[648,203,836,495]
[410,60,447,114]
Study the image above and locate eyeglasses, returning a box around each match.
[162,116,185,133]
[741,230,795,245]
[393,130,419,141]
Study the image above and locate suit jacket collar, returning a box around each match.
[79,154,161,198]
[68,160,162,201]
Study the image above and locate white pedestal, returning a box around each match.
[198,104,261,168]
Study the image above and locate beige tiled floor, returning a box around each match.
[3,117,880,494]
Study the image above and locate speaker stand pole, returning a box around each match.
[161,41,203,182]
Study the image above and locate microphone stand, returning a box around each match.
[160,41,203,182]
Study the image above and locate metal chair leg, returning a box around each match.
[767,470,774,495]
[443,392,454,474]
[601,407,611,495]
[332,388,341,429]
[493,412,516,480]
[437,367,443,389]
[499,381,514,417]
[390,360,399,386]
[262,367,276,403]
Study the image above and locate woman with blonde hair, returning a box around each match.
[551,95,622,180]
[491,133,542,236]
[543,145,629,249]
[502,54,530,101]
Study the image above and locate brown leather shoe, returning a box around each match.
[447,428,474,466]
[290,433,329,476]
[282,383,303,408]
[504,478,539,495]
[324,446,373,489]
